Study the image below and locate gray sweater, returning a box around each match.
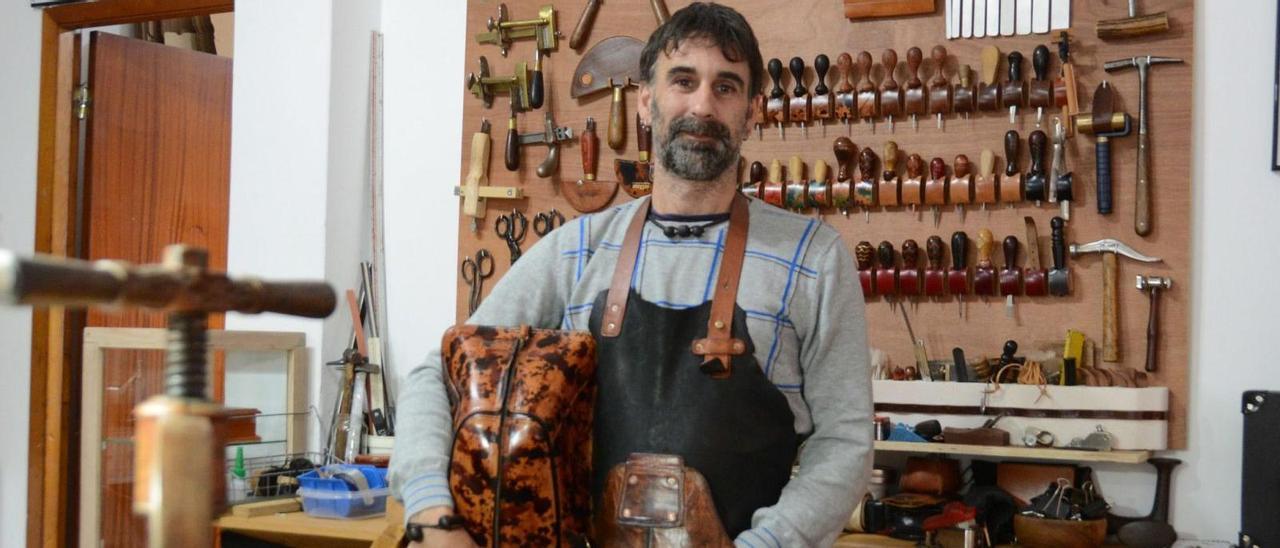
[389,197,873,547]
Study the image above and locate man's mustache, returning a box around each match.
[666,116,731,147]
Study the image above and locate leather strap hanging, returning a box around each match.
[601,194,751,379]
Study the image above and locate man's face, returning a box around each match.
[638,38,758,182]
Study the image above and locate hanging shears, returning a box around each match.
[461,249,494,316]
[533,208,565,237]
[495,209,527,265]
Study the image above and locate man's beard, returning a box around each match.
[652,101,744,182]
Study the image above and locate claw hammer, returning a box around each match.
[1103,55,1183,236]
[1069,239,1161,362]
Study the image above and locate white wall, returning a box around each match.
[1,0,1277,544]
[0,3,41,545]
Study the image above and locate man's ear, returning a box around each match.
[748,93,763,123]
[637,84,653,126]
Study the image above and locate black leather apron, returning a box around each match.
[586,204,799,538]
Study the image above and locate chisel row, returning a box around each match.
[740,130,1074,223]
[943,0,1070,39]
[756,38,1079,138]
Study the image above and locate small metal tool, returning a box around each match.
[495,210,528,265]
[1136,275,1172,372]
[461,249,495,316]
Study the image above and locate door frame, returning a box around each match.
[29,2,233,547]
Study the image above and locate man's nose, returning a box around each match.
[687,84,718,119]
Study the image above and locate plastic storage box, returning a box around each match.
[297,465,390,519]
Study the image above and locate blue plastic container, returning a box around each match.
[297,465,390,519]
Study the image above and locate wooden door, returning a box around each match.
[81,31,231,548]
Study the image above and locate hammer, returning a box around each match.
[1136,276,1172,372]
[1069,239,1162,362]
[1104,55,1184,236]
[1073,81,1131,216]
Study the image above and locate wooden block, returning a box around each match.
[230,497,302,518]
[843,0,936,19]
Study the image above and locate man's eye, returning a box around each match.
[674,78,694,88]
[717,83,739,94]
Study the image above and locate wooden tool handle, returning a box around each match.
[877,241,896,269]
[1003,235,1019,268]
[790,57,808,97]
[980,45,1000,84]
[608,84,626,150]
[750,161,766,185]
[256,281,342,318]
[834,137,856,181]
[926,235,944,269]
[789,155,805,182]
[1146,285,1160,372]
[581,118,598,180]
[768,159,783,183]
[814,54,830,95]
[1007,51,1023,82]
[902,239,920,268]
[529,52,545,109]
[1096,136,1113,214]
[954,154,971,178]
[959,64,972,87]
[569,0,601,49]
[977,229,994,264]
[1004,131,1020,176]
[980,149,995,177]
[882,49,899,87]
[466,123,491,189]
[930,45,948,87]
[1050,216,1065,270]
[855,241,875,270]
[951,231,969,270]
[1102,251,1119,361]
[768,58,785,98]
[1032,44,1050,81]
[929,157,946,181]
[857,51,873,90]
[883,141,899,175]
[637,113,651,157]
[814,159,829,184]
[906,47,923,86]
[1028,130,1047,174]
[1096,12,1171,40]
[1136,132,1152,236]
[836,53,855,93]
[505,109,520,171]
[650,0,670,25]
[859,147,878,181]
[907,153,924,179]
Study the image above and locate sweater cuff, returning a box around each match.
[399,471,455,525]
[735,526,786,548]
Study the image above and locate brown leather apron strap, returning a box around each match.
[600,197,652,337]
[601,194,751,379]
[692,194,749,378]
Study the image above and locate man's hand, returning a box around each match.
[406,506,479,548]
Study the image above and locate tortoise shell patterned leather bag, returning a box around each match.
[442,324,597,547]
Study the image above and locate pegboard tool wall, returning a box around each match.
[456,0,1193,448]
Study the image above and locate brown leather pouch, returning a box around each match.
[943,426,1011,447]
[442,324,597,547]
[595,453,734,548]
[997,462,1077,507]
[900,456,961,496]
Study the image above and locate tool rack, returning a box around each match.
[455,0,1194,448]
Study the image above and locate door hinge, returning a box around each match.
[74,84,90,120]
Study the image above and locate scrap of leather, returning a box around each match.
[441,324,597,547]
[901,456,962,496]
[997,462,1077,507]
[596,453,734,548]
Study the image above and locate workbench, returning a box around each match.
[213,511,383,548]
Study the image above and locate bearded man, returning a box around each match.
[391,4,873,546]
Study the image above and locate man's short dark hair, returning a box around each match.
[639,3,765,99]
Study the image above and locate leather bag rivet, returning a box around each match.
[667,512,677,521]
[628,474,638,485]
[607,322,616,331]
[714,320,726,329]
[665,476,677,487]
[623,508,632,518]
[695,343,704,352]
[733,341,743,352]
[610,304,619,312]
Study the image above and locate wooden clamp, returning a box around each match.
[456,119,524,232]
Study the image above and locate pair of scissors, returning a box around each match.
[495,209,527,265]
[460,249,494,315]
[533,209,565,236]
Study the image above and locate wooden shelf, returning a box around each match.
[874,441,1152,464]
